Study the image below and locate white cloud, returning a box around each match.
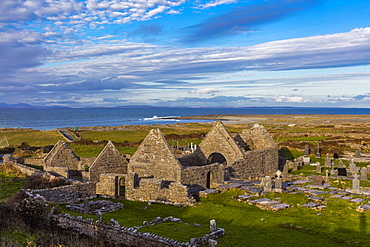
[199,0,237,9]
[188,88,220,94]
[275,95,305,103]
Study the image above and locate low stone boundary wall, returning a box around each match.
[27,182,97,204]
[52,214,225,247]
[22,158,44,166]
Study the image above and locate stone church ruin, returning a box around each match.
[24,121,278,205]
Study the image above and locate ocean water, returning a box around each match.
[0,107,370,130]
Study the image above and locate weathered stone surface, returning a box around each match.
[88,141,129,182]
[44,141,80,171]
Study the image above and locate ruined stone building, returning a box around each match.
[42,121,278,205]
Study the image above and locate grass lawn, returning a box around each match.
[61,188,370,246]
[0,172,25,201]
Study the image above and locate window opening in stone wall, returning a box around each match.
[207,152,227,165]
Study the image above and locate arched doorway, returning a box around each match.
[206,171,213,189]
[207,152,227,165]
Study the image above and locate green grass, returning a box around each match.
[60,189,370,246]
[0,172,25,201]
[0,129,62,147]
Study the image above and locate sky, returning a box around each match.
[1,0,370,108]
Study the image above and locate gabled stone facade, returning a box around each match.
[129,129,182,182]
[88,141,128,182]
[44,140,81,177]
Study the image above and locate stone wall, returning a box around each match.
[22,158,44,166]
[96,173,126,197]
[125,173,195,206]
[44,166,70,178]
[27,182,97,204]
[227,148,278,179]
[51,214,225,247]
[181,163,224,189]
[198,121,245,165]
[240,124,277,150]
[89,141,128,182]
[129,129,182,182]
[44,140,81,171]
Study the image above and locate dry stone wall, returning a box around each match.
[52,214,225,247]
[44,140,81,170]
[181,163,224,189]
[26,182,97,204]
[125,173,195,206]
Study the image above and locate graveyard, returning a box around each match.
[2,114,370,246]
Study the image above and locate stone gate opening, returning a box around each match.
[206,171,213,189]
[207,152,227,166]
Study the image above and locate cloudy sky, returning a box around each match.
[1,0,370,108]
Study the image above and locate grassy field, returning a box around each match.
[59,187,370,246]
[0,129,62,147]
[0,172,25,201]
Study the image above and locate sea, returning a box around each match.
[1,107,370,130]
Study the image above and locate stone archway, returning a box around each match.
[207,152,227,165]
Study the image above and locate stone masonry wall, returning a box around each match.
[89,141,128,182]
[228,148,278,179]
[52,214,225,247]
[44,166,70,178]
[198,121,244,165]
[129,129,182,182]
[125,173,195,206]
[44,141,81,170]
[96,173,126,197]
[181,163,224,188]
[22,158,44,166]
[27,182,97,204]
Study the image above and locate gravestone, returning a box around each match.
[210,219,217,232]
[338,160,345,169]
[316,162,322,173]
[316,143,321,158]
[325,153,331,168]
[275,170,283,193]
[350,158,357,174]
[282,164,289,175]
[330,162,336,175]
[360,167,368,181]
[209,239,218,247]
[353,174,360,193]
[83,198,89,215]
[97,212,102,222]
[367,165,370,174]
[356,150,361,158]
[304,145,310,156]
[291,160,298,171]
[263,176,272,192]
[312,176,323,186]
[325,170,329,179]
[337,168,347,176]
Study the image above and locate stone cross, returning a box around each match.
[330,162,336,175]
[325,170,329,179]
[263,176,272,192]
[274,170,283,193]
[360,167,368,181]
[353,174,360,193]
[210,219,217,232]
[316,162,321,173]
